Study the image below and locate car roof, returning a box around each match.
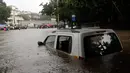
[51,28,115,35]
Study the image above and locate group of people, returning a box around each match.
[0,24,8,31]
[0,27,8,31]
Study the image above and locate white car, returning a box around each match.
[38,28,123,59]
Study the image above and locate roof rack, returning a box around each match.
[52,29,80,33]
[52,27,100,33]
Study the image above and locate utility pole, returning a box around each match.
[57,0,59,28]
[12,6,18,26]
[13,9,15,26]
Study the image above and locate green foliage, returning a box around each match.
[41,0,130,29]
[0,1,11,23]
[40,0,57,16]
[40,15,51,20]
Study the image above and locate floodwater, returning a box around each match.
[0,29,130,73]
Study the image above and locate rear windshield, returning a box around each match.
[84,33,122,57]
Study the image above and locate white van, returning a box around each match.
[38,28,123,59]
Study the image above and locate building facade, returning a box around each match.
[7,5,24,26]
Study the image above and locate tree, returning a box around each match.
[40,15,51,20]
[41,0,130,29]
[0,1,11,23]
[40,2,55,16]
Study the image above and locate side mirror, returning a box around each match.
[38,41,45,46]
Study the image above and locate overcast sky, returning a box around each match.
[4,0,49,13]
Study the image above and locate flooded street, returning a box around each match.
[0,29,130,73]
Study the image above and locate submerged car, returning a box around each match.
[38,28,123,59]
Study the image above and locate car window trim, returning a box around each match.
[56,35,72,54]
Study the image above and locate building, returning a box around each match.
[6,5,41,27]
[30,13,40,20]
[20,11,40,20]
[6,5,24,26]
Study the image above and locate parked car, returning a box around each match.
[38,23,53,29]
[9,26,15,30]
[28,23,35,28]
[38,28,123,59]
[14,26,20,30]
[20,26,28,29]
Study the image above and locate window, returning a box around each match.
[45,35,56,48]
[84,33,122,57]
[57,36,72,54]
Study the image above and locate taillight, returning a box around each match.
[74,56,78,59]
[79,56,85,60]
[73,56,85,60]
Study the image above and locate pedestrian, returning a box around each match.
[3,27,6,31]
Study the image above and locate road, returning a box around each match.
[0,29,130,73]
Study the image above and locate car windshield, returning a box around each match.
[84,33,122,57]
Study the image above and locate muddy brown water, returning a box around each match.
[0,29,130,73]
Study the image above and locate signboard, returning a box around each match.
[72,15,76,18]
[72,14,76,21]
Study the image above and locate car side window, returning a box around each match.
[57,36,72,54]
[45,35,56,48]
